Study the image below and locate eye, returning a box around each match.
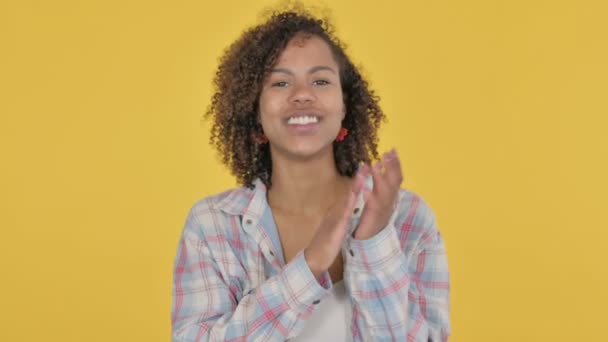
[313,79,330,86]
[271,81,289,87]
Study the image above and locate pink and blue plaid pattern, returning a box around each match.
[172,177,450,341]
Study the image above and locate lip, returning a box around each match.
[284,111,323,122]
[284,118,321,135]
[283,110,322,135]
[287,122,320,135]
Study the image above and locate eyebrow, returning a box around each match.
[270,65,336,75]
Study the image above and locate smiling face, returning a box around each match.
[258,33,345,160]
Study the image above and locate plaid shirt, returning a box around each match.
[172,177,450,341]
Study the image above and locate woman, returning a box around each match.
[172,7,450,342]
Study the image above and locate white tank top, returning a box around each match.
[290,280,351,342]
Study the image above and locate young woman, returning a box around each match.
[172,8,450,342]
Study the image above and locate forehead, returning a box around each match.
[274,34,338,68]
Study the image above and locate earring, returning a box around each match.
[335,127,348,142]
[253,132,268,144]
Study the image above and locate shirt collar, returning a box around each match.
[212,178,267,217]
[212,175,373,220]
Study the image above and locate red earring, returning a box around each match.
[336,127,348,142]
[253,132,268,144]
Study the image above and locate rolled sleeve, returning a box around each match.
[346,222,404,272]
[279,250,331,310]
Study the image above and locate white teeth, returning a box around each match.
[287,116,319,125]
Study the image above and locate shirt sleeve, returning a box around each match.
[344,193,451,341]
[171,207,330,342]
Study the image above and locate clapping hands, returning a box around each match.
[353,148,404,240]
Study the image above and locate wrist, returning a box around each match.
[303,248,325,279]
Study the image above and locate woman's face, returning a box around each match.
[258,34,345,160]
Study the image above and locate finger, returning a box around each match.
[330,163,371,223]
[371,159,389,197]
[384,148,403,188]
[354,164,373,203]
[340,167,365,213]
[362,187,373,203]
[351,164,368,194]
[358,162,371,177]
[340,186,359,222]
[338,165,370,222]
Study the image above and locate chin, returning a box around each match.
[274,140,332,160]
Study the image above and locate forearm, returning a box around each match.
[345,196,451,342]
[172,236,330,341]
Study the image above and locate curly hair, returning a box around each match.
[204,6,386,189]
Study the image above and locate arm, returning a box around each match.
[344,194,450,341]
[171,208,330,342]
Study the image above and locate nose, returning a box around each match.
[289,81,316,105]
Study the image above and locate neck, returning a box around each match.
[266,147,349,217]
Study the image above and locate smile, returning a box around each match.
[287,115,319,125]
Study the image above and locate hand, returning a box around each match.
[304,168,367,278]
[353,149,403,240]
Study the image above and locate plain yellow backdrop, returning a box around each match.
[1,0,606,341]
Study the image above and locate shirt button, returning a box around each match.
[353,208,360,214]
[349,249,354,257]
[269,250,275,257]
[245,219,252,225]
[312,299,321,305]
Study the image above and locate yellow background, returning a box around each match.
[1,0,606,340]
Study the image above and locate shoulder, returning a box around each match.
[182,184,254,238]
[189,185,252,216]
[396,188,437,226]
[392,188,441,250]
[363,174,438,236]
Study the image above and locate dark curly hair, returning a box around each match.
[204,5,386,189]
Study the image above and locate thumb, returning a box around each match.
[340,168,365,220]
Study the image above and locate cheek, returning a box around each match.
[257,94,283,133]
[259,91,282,115]
[258,111,273,133]
[330,90,346,119]
[331,88,346,116]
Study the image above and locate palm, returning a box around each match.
[354,149,403,240]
